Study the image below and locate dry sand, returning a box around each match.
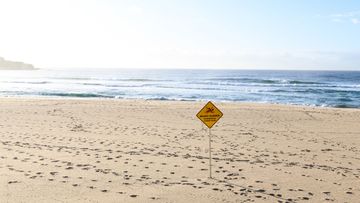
[0,98,359,202]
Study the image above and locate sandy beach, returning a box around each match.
[0,98,359,202]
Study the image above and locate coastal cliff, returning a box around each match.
[0,57,35,70]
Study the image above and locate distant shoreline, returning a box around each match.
[0,67,38,70]
[0,56,36,70]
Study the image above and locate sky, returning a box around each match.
[0,0,359,70]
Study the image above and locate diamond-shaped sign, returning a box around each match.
[196,101,223,128]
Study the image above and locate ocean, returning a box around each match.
[1,69,359,108]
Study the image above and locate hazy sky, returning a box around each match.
[0,0,359,69]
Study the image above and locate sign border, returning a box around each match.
[196,101,223,128]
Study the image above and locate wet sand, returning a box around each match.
[0,98,359,202]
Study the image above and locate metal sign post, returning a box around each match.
[196,101,223,179]
[208,128,212,178]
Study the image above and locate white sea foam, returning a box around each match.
[0,69,359,108]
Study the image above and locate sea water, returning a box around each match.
[1,69,359,108]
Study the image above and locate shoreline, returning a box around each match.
[1,95,360,111]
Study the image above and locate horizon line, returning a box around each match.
[35,67,360,71]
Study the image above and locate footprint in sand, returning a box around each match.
[8,181,20,184]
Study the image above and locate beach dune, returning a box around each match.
[0,98,359,202]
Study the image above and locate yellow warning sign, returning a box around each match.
[196,101,223,128]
